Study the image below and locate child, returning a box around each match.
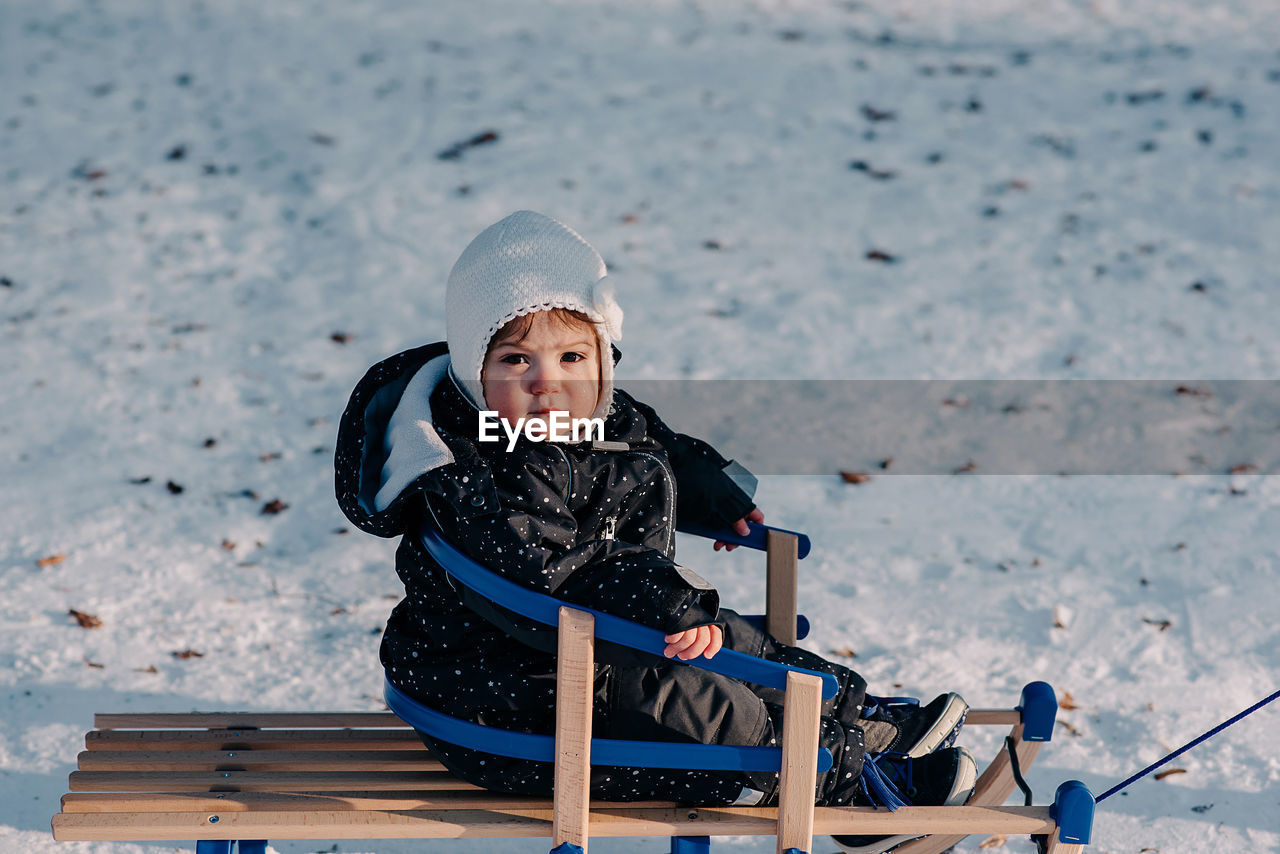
[335,210,975,853]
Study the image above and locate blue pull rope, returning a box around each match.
[1096,687,1280,802]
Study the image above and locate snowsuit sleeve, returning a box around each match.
[621,392,759,532]
[418,438,721,640]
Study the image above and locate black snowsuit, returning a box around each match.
[334,342,871,806]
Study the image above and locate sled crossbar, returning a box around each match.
[52,523,1094,853]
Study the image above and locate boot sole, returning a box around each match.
[905,693,969,759]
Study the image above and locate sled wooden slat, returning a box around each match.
[68,770,475,792]
[776,671,823,854]
[53,804,1057,842]
[75,750,443,772]
[60,791,678,814]
[552,607,595,852]
[85,728,423,751]
[94,712,405,730]
[963,710,1022,726]
[765,529,800,646]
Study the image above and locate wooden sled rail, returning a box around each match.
[53,526,1096,853]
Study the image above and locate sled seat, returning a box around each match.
[52,522,1095,853]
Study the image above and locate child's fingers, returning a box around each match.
[663,629,697,658]
[704,626,723,659]
[678,626,712,660]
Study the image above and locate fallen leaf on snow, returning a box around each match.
[82,657,104,669]
[1154,768,1187,780]
[69,609,102,628]
[172,649,205,659]
[839,471,872,484]
[1057,720,1082,737]
[1143,617,1173,632]
[261,499,289,515]
[829,646,857,658]
[1059,692,1079,710]
[37,553,67,568]
[133,665,158,674]
[978,835,1006,848]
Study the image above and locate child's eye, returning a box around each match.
[562,352,586,363]
[500,354,528,365]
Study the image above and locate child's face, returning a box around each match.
[481,311,601,425]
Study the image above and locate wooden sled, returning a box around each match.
[52,522,1096,853]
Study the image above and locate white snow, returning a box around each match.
[1,0,1277,852]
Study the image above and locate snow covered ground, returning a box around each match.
[2,0,1278,852]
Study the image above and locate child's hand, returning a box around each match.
[663,625,723,660]
[713,507,765,552]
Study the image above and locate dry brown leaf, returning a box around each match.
[261,498,289,515]
[829,646,857,658]
[82,656,104,669]
[1154,768,1187,780]
[1059,692,1079,710]
[1057,720,1082,737]
[221,539,236,551]
[978,835,1007,849]
[1143,617,1173,632]
[172,649,205,659]
[839,471,872,484]
[331,607,348,616]
[37,553,67,568]
[69,609,102,628]
[133,665,158,674]
[1228,463,1257,475]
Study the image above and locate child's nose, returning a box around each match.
[527,362,564,395]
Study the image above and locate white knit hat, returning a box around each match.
[445,210,623,421]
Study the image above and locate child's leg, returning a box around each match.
[599,656,869,806]
[718,608,869,728]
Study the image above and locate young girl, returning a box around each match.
[335,210,974,853]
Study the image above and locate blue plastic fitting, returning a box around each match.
[671,836,711,854]
[1018,681,1058,742]
[679,521,812,559]
[1050,780,1095,845]
[549,843,585,854]
[195,843,232,854]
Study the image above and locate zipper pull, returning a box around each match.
[602,516,616,541]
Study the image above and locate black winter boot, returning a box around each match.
[832,746,978,854]
[859,693,968,758]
